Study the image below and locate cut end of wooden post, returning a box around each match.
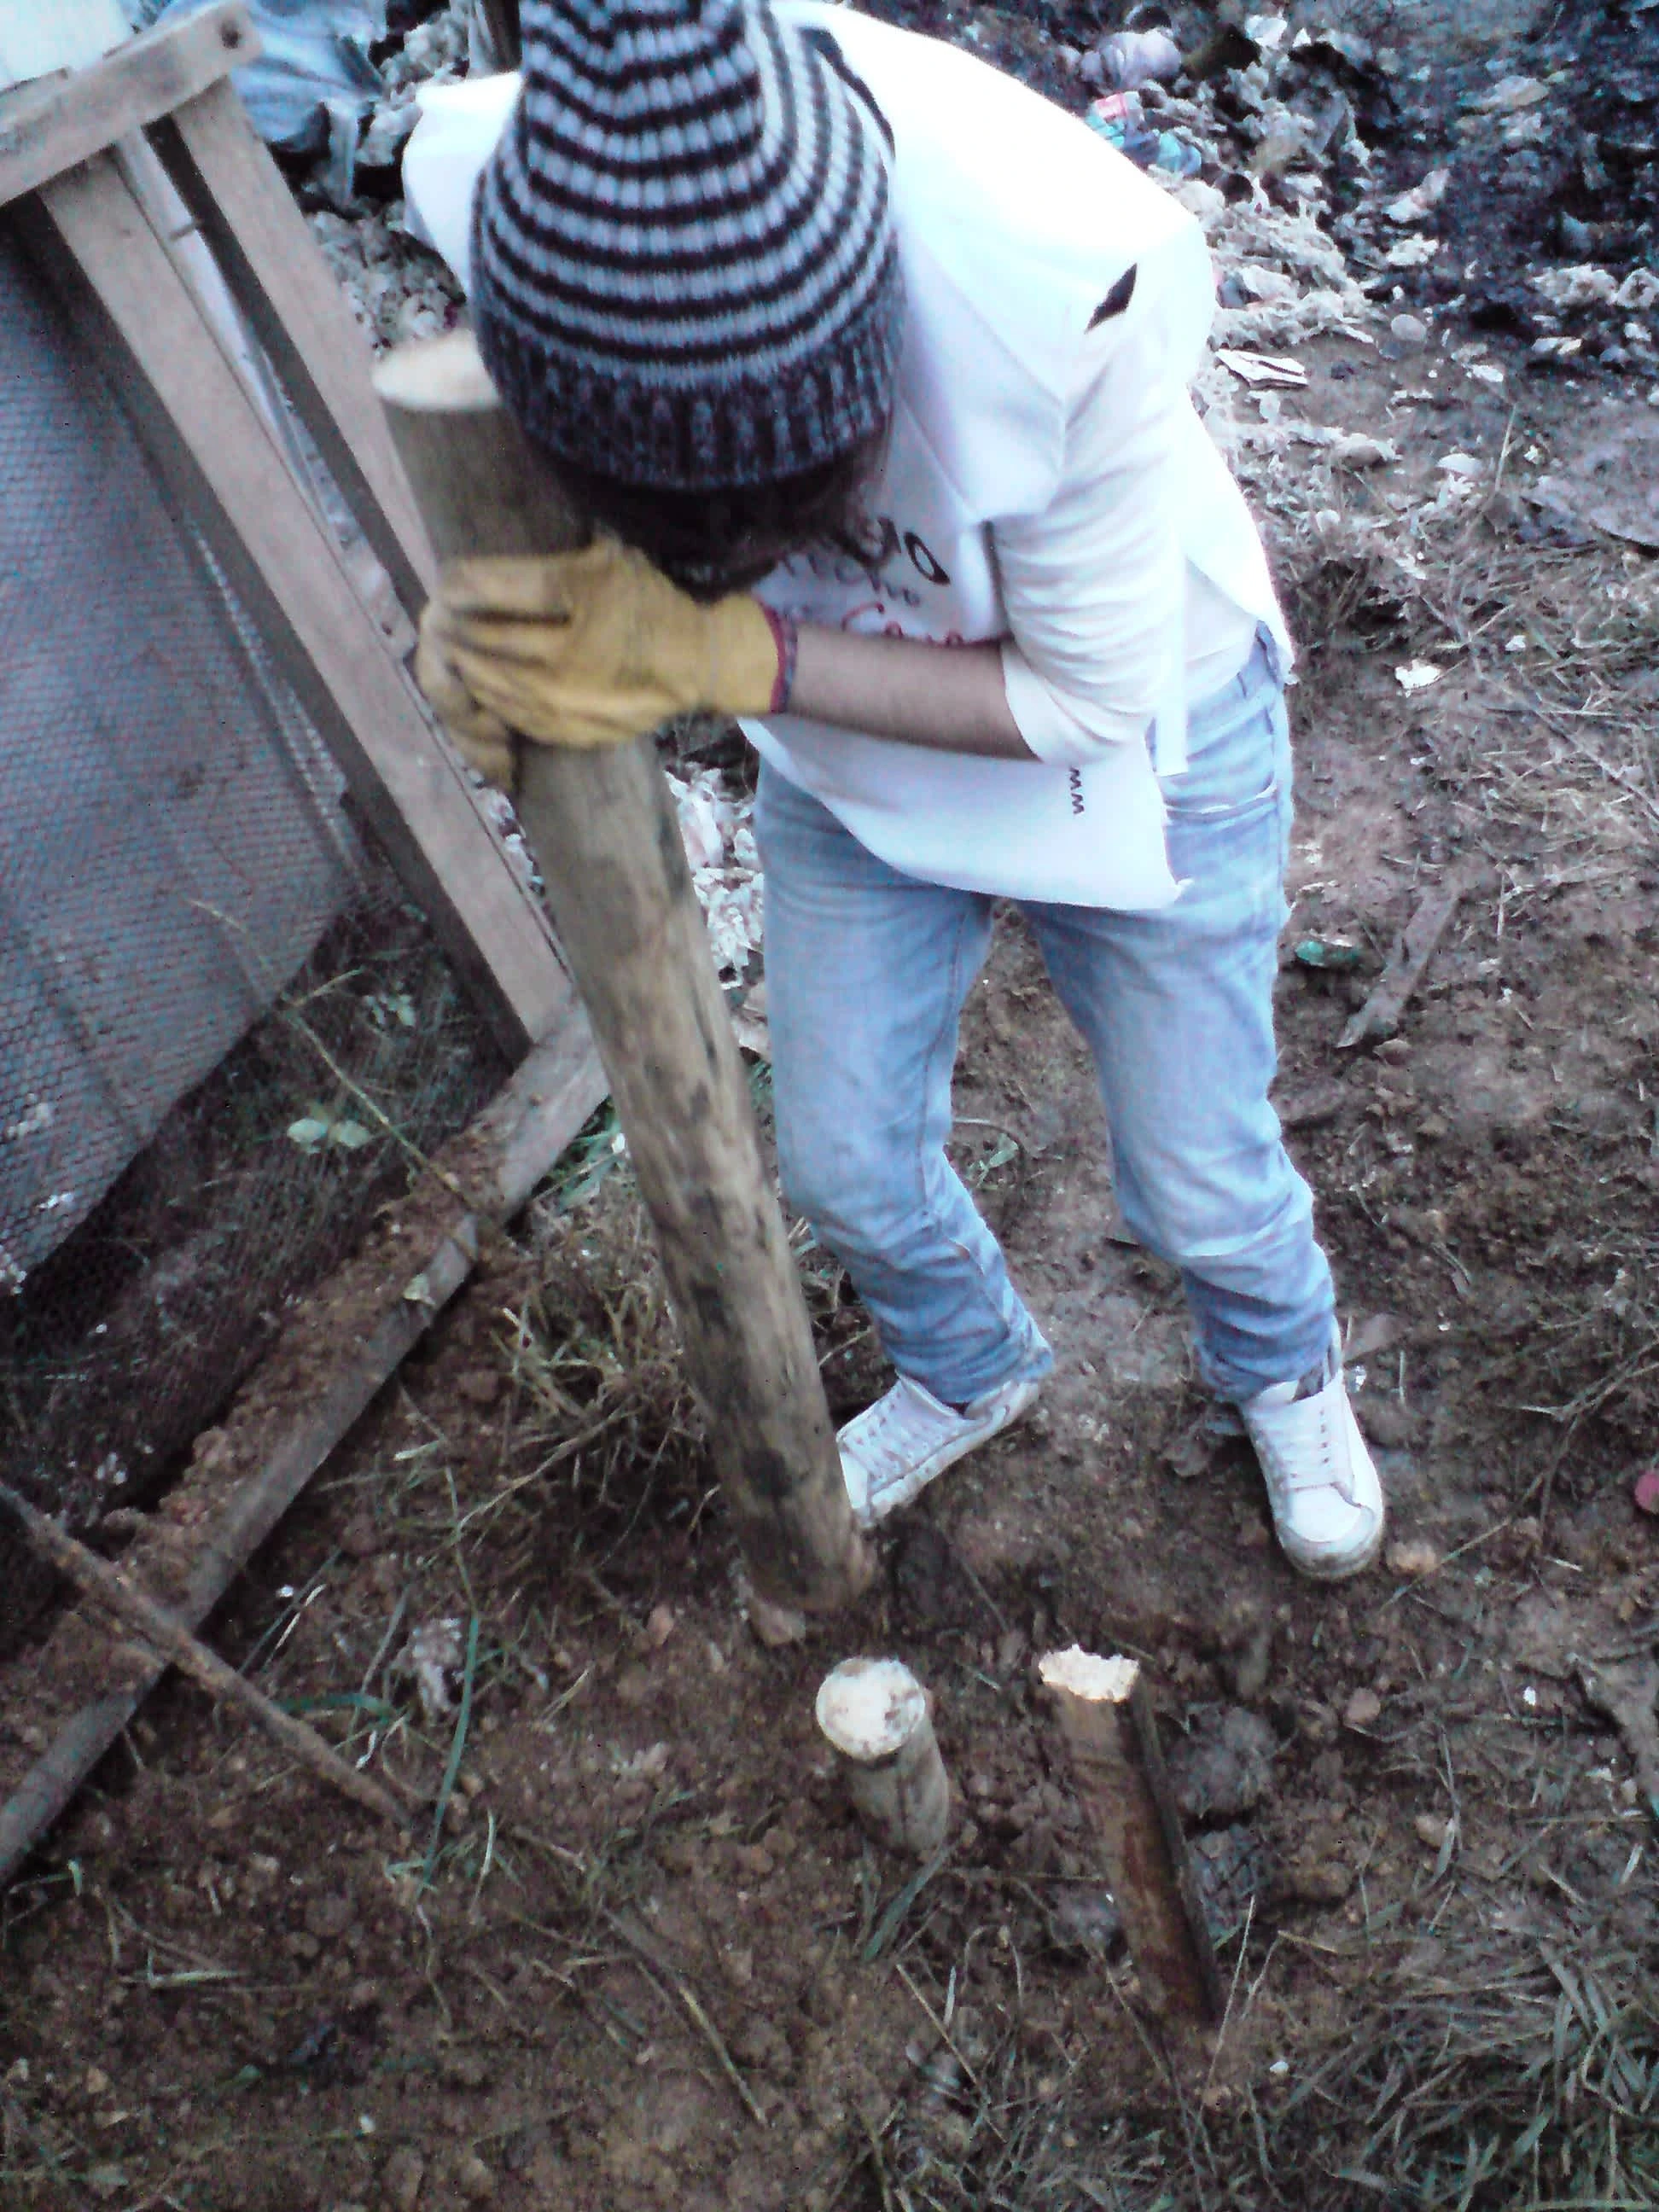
[815,1657,928,1761]
[1038,1646,1139,1703]
[372,329,501,416]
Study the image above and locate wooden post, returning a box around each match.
[373,332,870,1617]
[1039,1647,1223,2026]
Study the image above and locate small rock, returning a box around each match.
[1356,1397,1414,1450]
[305,1892,356,1941]
[1167,1708,1278,1820]
[1284,1854,1353,1905]
[1414,1811,1452,1852]
[452,2151,496,2203]
[1386,1540,1441,1579]
[381,2149,425,2212]
[340,1512,381,1560]
[1342,1687,1383,1731]
[731,2017,793,2076]
[1046,1886,1122,1957]
[656,1834,699,1876]
[1216,1598,1272,1701]
[745,1587,806,1647]
[1633,1467,1659,1517]
[644,1602,677,1648]
[1389,311,1428,349]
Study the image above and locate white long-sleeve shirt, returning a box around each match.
[402,5,1287,911]
[997,311,1258,765]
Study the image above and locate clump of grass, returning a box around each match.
[1261,1918,1659,2209]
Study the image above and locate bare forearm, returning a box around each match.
[787,624,1035,760]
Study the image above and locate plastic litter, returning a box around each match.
[1294,939,1365,972]
[1471,74,1548,114]
[1091,27,1183,93]
[1086,92,1203,178]
[1215,347,1307,388]
[150,0,387,201]
[1383,167,1450,225]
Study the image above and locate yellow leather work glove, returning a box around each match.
[415,536,789,789]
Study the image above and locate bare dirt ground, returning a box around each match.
[6,9,1659,2210]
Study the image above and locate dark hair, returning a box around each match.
[549,426,890,602]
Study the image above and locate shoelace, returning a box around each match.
[1260,1391,1351,1501]
[853,1389,958,1485]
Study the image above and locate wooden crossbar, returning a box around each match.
[0,1,253,209]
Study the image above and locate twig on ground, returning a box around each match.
[423,1611,480,1888]
[0,1482,411,1832]
[603,1905,771,2129]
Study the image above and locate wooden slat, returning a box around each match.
[153,81,436,616]
[0,1001,607,1885]
[0,0,253,210]
[23,153,568,1060]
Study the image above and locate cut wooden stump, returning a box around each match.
[374,330,870,1618]
[815,1657,951,1857]
[1039,1646,1223,2026]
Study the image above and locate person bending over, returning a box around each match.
[407,0,1385,1580]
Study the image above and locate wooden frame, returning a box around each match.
[0,2,572,1059]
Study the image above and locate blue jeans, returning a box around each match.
[754,636,1336,1406]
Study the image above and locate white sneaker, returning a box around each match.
[1242,1359,1386,1581]
[839,1373,1041,1530]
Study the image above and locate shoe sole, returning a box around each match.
[844,1382,1039,1530]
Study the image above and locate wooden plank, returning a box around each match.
[0,0,253,209]
[24,153,568,1059]
[0,1000,605,1884]
[1338,864,1474,1051]
[110,128,418,659]
[153,80,436,616]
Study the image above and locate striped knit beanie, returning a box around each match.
[471,0,903,492]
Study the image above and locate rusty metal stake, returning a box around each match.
[1039,1646,1222,2026]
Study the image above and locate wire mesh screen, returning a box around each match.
[0,226,506,1613]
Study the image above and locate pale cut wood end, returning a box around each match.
[373,329,501,414]
[1038,1646,1140,1703]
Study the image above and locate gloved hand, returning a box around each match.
[415,535,792,788]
